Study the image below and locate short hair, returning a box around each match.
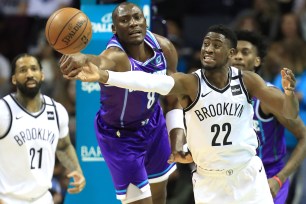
[112,2,141,24]
[11,53,42,76]
[207,24,237,48]
[235,30,267,60]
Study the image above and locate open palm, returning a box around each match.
[67,62,100,82]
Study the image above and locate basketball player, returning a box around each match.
[61,24,300,203]
[230,30,306,204]
[0,54,85,204]
[59,2,186,204]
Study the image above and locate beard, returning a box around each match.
[16,80,42,98]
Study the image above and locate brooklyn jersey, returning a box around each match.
[184,67,258,170]
[253,82,286,178]
[0,94,68,200]
[98,30,167,128]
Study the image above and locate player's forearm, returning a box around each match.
[56,144,83,173]
[104,70,175,95]
[277,133,306,183]
[87,54,115,71]
[282,93,299,119]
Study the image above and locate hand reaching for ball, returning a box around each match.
[59,54,102,82]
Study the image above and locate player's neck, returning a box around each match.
[202,67,230,89]
[14,92,43,113]
[125,42,153,62]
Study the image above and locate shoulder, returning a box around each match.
[102,47,130,71]
[153,33,175,52]
[50,98,69,118]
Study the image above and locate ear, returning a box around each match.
[41,71,45,81]
[111,24,116,34]
[254,57,261,67]
[229,48,236,57]
[11,75,16,85]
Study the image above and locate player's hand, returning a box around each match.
[67,170,86,194]
[63,62,103,82]
[281,68,296,96]
[0,199,4,204]
[268,177,280,198]
[168,151,193,164]
[59,53,88,78]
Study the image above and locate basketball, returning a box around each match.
[45,7,92,55]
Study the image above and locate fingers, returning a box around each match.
[281,68,296,92]
[168,152,193,164]
[67,171,86,194]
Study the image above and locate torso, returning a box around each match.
[184,67,258,170]
[253,82,286,178]
[0,94,60,199]
[98,30,167,128]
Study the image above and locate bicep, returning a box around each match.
[55,102,69,139]
[100,49,130,72]
[244,72,284,104]
[57,135,72,151]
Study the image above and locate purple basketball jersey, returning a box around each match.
[98,30,167,129]
[253,82,288,203]
[93,30,176,200]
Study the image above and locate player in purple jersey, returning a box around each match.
[59,2,188,204]
[230,30,306,204]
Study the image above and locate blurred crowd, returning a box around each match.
[0,0,306,203]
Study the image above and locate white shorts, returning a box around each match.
[0,191,53,204]
[192,156,273,204]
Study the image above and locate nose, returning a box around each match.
[26,68,34,78]
[234,51,243,60]
[129,17,138,27]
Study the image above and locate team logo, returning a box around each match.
[47,111,54,120]
[231,85,242,96]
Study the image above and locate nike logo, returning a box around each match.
[16,116,23,120]
[259,166,262,172]
[201,91,212,98]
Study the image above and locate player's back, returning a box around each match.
[253,82,286,178]
[98,30,167,129]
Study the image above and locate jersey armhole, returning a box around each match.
[50,98,60,132]
[238,70,252,104]
[0,99,12,139]
[184,72,201,112]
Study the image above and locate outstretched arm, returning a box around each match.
[56,135,86,194]
[244,68,299,119]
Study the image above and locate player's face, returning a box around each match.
[200,32,232,71]
[12,56,44,98]
[113,4,147,45]
[230,40,260,72]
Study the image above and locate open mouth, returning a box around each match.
[232,63,244,68]
[203,56,215,63]
[129,30,142,36]
[26,80,37,87]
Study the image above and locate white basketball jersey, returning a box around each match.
[184,67,258,170]
[0,94,65,200]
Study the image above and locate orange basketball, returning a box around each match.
[45,7,92,55]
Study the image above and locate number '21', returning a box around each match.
[211,123,232,146]
[29,148,43,169]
